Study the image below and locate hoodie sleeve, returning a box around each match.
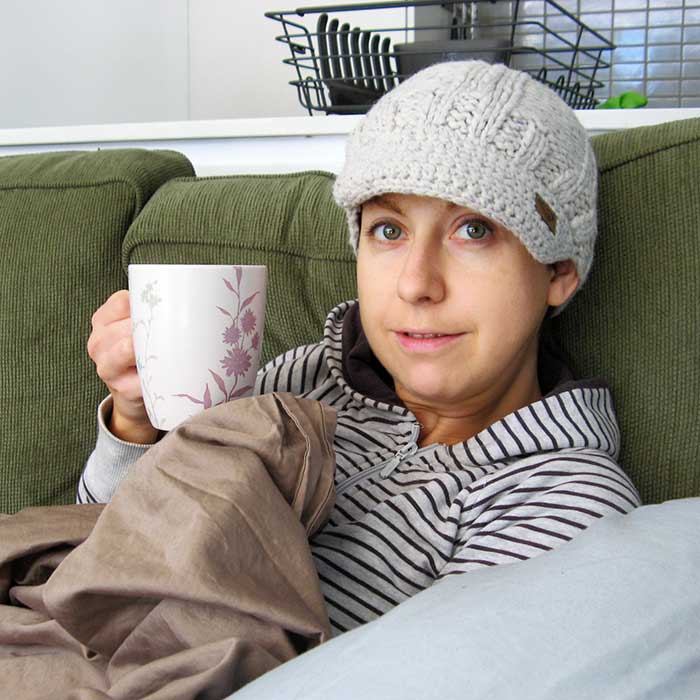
[254,342,330,397]
[76,396,153,504]
[437,450,641,579]
[77,342,328,504]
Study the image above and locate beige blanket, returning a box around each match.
[0,393,336,700]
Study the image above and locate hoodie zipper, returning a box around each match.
[336,422,427,497]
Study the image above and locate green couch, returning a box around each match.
[1,117,699,515]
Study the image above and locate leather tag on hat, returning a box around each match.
[535,193,557,235]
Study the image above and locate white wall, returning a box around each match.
[0,0,410,128]
[0,0,190,128]
[188,0,301,121]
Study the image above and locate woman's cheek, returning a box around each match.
[446,236,494,258]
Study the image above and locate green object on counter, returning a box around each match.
[597,91,648,109]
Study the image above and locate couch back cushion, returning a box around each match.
[124,172,357,366]
[125,119,700,504]
[0,149,194,513]
[552,117,700,505]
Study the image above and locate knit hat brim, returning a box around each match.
[332,61,599,315]
[335,137,593,278]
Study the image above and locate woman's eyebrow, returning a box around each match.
[368,194,404,214]
[368,195,466,215]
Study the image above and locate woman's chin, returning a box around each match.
[395,372,473,409]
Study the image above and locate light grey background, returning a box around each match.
[0,0,407,128]
[1,0,698,129]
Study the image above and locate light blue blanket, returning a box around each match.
[235,498,700,699]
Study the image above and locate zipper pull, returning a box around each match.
[380,423,421,479]
[380,442,418,478]
[380,454,400,479]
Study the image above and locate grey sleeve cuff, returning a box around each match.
[76,395,153,504]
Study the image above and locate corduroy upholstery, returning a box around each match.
[1,118,698,512]
[0,149,194,513]
[552,117,700,505]
[124,173,357,366]
[126,120,700,505]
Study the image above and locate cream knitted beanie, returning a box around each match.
[333,60,598,302]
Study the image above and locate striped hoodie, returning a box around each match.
[78,300,641,636]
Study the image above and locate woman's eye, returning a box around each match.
[455,220,492,240]
[371,223,403,241]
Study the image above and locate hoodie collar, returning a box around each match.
[323,300,620,460]
[340,301,584,403]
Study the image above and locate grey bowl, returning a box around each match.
[393,38,512,80]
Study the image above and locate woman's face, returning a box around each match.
[356,193,578,416]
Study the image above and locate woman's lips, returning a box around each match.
[394,330,464,353]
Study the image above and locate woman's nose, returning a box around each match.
[396,241,446,304]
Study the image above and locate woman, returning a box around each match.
[80,60,641,635]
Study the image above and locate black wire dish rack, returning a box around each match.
[266,1,615,114]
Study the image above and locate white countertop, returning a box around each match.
[0,116,362,146]
[1,110,698,176]
[1,110,699,146]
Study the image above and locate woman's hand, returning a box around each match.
[87,290,159,444]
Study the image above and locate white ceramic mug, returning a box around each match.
[129,264,267,431]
